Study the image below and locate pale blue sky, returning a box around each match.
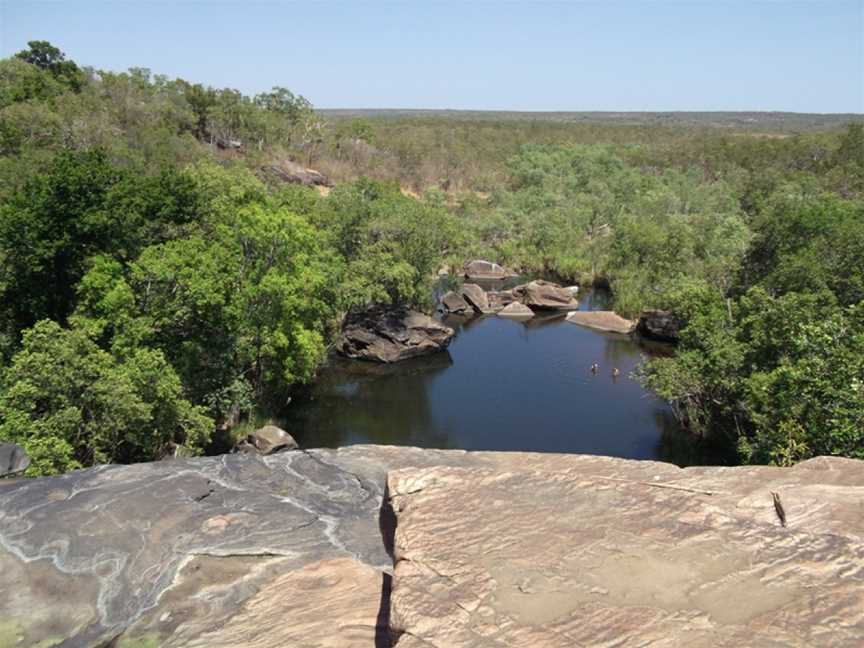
[1,1,862,112]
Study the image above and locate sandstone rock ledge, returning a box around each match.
[1,448,862,647]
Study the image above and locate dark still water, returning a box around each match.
[284,292,710,466]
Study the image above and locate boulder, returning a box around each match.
[260,161,333,187]
[566,310,637,335]
[638,309,681,342]
[458,283,491,313]
[463,259,518,281]
[337,305,455,363]
[486,289,516,311]
[439,291,471,315]
[246,425,298,455]
[0,442,29,477]
[497,301,534,319]
[512,280,580,310]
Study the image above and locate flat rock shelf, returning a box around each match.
[1,447,862,647]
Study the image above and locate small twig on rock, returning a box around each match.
[771,491,787,527]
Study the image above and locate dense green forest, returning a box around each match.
[1,42,862,474]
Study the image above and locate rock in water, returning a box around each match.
[337,305,455,363]
[245,425,298,454]
[463,259,518,280]
[512,280,580,310]
[497,301,534,319]
[458,283,492,313]
[439,290,471,315]
[566,310,637,335]
[0,442,29,477]
[638,309,681,342]
[487,289,516,311]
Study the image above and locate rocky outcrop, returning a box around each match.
[2,449,862,647]
[260,161,333,187]
[497,301,534,319]
[463,259,518,281]
[512,280,580,310]
[337,305,455,363]
[566,310,637,335]
[240,425,299,455]
[0,442,29,477]
[439,290,471,315]
[487,289,516,311]
[388,455,864,647]
[638,309,681,342]
[458,283,491,313]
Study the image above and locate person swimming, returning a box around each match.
[612,368,620,379]
[590,362,599,374]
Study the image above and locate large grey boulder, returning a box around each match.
[638,309,681,342]
[439,290,471,315]
[337,305,455,363]
[0,442,29,477]
[244,425,298,455]
[512,280,580,310]
[463,259,518,281]
[260,161,333,187]
[458,283,491,313]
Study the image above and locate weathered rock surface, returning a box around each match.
[0,446,495,648]
[566,310,637,335]
[388,455,864,647]
[0,442,29,477]
[440,291,472,315]
[496,301,534,319]
[512,280,579,310]
[337,305,455,363]
[260,161,333,187]
[463,260,518,281]
[3,448,863,647]
[244,424,299,454]
[638,308,681,342]
[458,283,492,313]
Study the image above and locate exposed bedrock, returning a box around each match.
[337,305,455,363]
[1,448,862,647]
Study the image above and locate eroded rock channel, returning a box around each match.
[1,447,862,647]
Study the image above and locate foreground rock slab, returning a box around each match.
[566,310,636,335]
[0,446,493,648]
[337,305,455,363]
[388,455,864,647]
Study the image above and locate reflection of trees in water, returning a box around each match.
[285,352,453,449]
[653,408,737,466]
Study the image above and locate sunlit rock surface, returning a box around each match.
[388,455,864,647]
[1,447,862,647]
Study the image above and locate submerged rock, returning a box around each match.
[512,279,580,310]
[463,259,518,281]
[337,305,455,363]
[638,309,681,342]
[566,310,637,335]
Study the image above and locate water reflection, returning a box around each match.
[284,290,714,466]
